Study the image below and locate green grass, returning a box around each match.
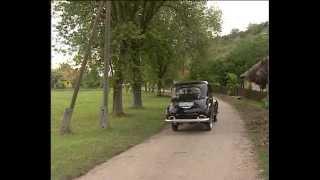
[216,94,269,180]
[51,90,169,180]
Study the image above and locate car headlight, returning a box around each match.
[168,103,177,114]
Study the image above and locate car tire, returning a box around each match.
[210,108,217,123]
[172,124,178,131]
[213,115,217,123]
[205,120,213,131]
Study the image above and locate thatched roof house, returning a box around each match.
[240,56,268,90]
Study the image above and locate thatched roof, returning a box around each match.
[240,56,268,89]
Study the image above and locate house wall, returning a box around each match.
[250,82,261,91]
[244,80,265,92]
[61,80,72,88]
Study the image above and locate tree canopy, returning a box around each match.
[53,0,222,99]
[202,21,269,87]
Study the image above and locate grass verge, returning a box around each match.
[51,90,169,180]
[216,94,269,180]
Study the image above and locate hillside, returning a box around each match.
[198,21,269,86]
[207,21,268,62]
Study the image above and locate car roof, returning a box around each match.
[174,81,208,86]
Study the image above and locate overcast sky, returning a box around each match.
[51,1,269,69]
[207,1,269,35]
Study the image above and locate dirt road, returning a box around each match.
[75,99,259,180]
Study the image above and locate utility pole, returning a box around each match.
[100,0,111,128]
[60,1,104,135]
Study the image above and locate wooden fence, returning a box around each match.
[211,85,267,101]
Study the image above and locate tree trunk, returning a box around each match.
[60,1,104,135]
[112,40,127,115]
[60,108,73,134]
[131,41,143,108]
[132,82,143,108]
[125,84,130,93]
[113,80,124,116]
[157,80,162,96]
[148,83,152,93]
[145,82,148,93]
[100,0,111,128]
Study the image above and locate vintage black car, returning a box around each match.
[165,81,219,131]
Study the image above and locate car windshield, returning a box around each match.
[174,84,207,100]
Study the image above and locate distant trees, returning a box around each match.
[51,63,77,89]
[52,2,267,95]
[80,67,102,88]
[230,28,240,38]
[203,21,269,87]
[141,1,222,96]
[51,70,64,88]
[51,63,101,89]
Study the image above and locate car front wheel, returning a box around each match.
[210,108,217,123]
[213,115,217,123]
[205,120,213,131]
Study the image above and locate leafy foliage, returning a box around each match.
[226,73,239,95]
[81,67,102,88]
[51,63,102,89]
[203,22,269,87]
[51,63,77,88]
[53,1,222,95]
[51,70,64,88]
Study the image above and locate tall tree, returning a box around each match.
[54,1,132,115]
[100,0,111,128]
[159,1,222,82]
[127,1,166,107]
[60,1,105,135]
[53,1,222,114]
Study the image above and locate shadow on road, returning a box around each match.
[166,123,215,135]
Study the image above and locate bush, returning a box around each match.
[226,73,239,96]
